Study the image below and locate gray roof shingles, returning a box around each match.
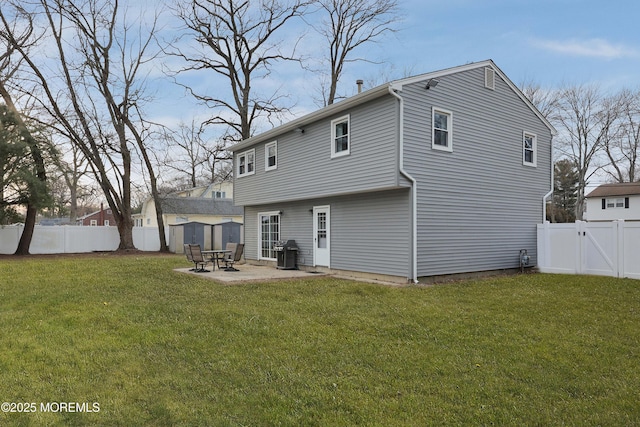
[160,197,243,216]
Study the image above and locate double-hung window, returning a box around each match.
[523,132,537,167]
[432,107,453,152]
[331,115,350,158]
[606,198,625,209]
[237,149,255,177]
[265,141,277,171]
[258,212,280,260]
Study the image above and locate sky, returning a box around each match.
[152,0,640,130]
[379,0,640,92]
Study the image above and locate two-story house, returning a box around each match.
[231,60,556,283]
[77,204,116,226]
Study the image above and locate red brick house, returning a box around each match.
[76,204,116,226]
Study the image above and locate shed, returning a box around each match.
[212,221,244,251]
[169,222,214,253]
[169,221,244,253]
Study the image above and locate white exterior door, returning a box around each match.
[313,206,330,267]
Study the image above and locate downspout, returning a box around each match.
[542,136,554,222]
[388,85,419,284]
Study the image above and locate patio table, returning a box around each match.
[201,250,232,271]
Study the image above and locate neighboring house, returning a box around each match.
[77,205,116,226]
[584,182,640,221]
[171,182,233,200]
[134,182,243,227]
[231,60,556,282]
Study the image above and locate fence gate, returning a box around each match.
[538,220,640,280]
[579,221,618,277]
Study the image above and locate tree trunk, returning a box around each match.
[153,193,168,252]
[14,204,37,255]
[116,214,136,251]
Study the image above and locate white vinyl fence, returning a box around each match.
[0,225,162,254]
[537,220,640,280]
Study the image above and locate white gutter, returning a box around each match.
[388,85,419,284]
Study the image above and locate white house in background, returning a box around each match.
[134,182,242,227]
[585,182,640,221]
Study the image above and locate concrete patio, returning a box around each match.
[175,263,327,284]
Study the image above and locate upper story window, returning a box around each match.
[265,141,277,171]
[237,149,255,177]
[523,132,537,167]
[211,191,226,199]
[331,115,350,158]
[432,107,453,152]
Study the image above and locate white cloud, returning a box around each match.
[531,38,638,59]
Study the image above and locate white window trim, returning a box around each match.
[258,211,281,261]
[237,148,256,177]
[331,114,350,158]
[265,140,277,171]
[523,131,537,167]
[432,107,453,152]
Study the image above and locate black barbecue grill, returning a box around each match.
[274,240,298,270]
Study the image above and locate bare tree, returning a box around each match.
[159,120,231,188]
[171,0,311,142]
[554,84,619,220]
[0,0,168,251]
[49,141,92,222]
[520,79,559,120]
[311,0,400,105]
[603,88,640,183]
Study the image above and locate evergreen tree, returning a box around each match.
[0,104,52,252]
[549,159,579,223]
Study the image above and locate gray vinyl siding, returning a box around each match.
[402,67,552,277]
[243,189,411,278]
[234,96,406,207]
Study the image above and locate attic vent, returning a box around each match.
[484,67,495,90]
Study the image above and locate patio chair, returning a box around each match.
[219,243,244,271]
[184,244,196,271]
[188,244,211,272]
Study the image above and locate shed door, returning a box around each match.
[184,223,204,248]
[313,206,330,267]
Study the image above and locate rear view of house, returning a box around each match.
[231,60,556,283]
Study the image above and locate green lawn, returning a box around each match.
[0,254,639,426]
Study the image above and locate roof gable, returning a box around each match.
[389,60,556,136]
